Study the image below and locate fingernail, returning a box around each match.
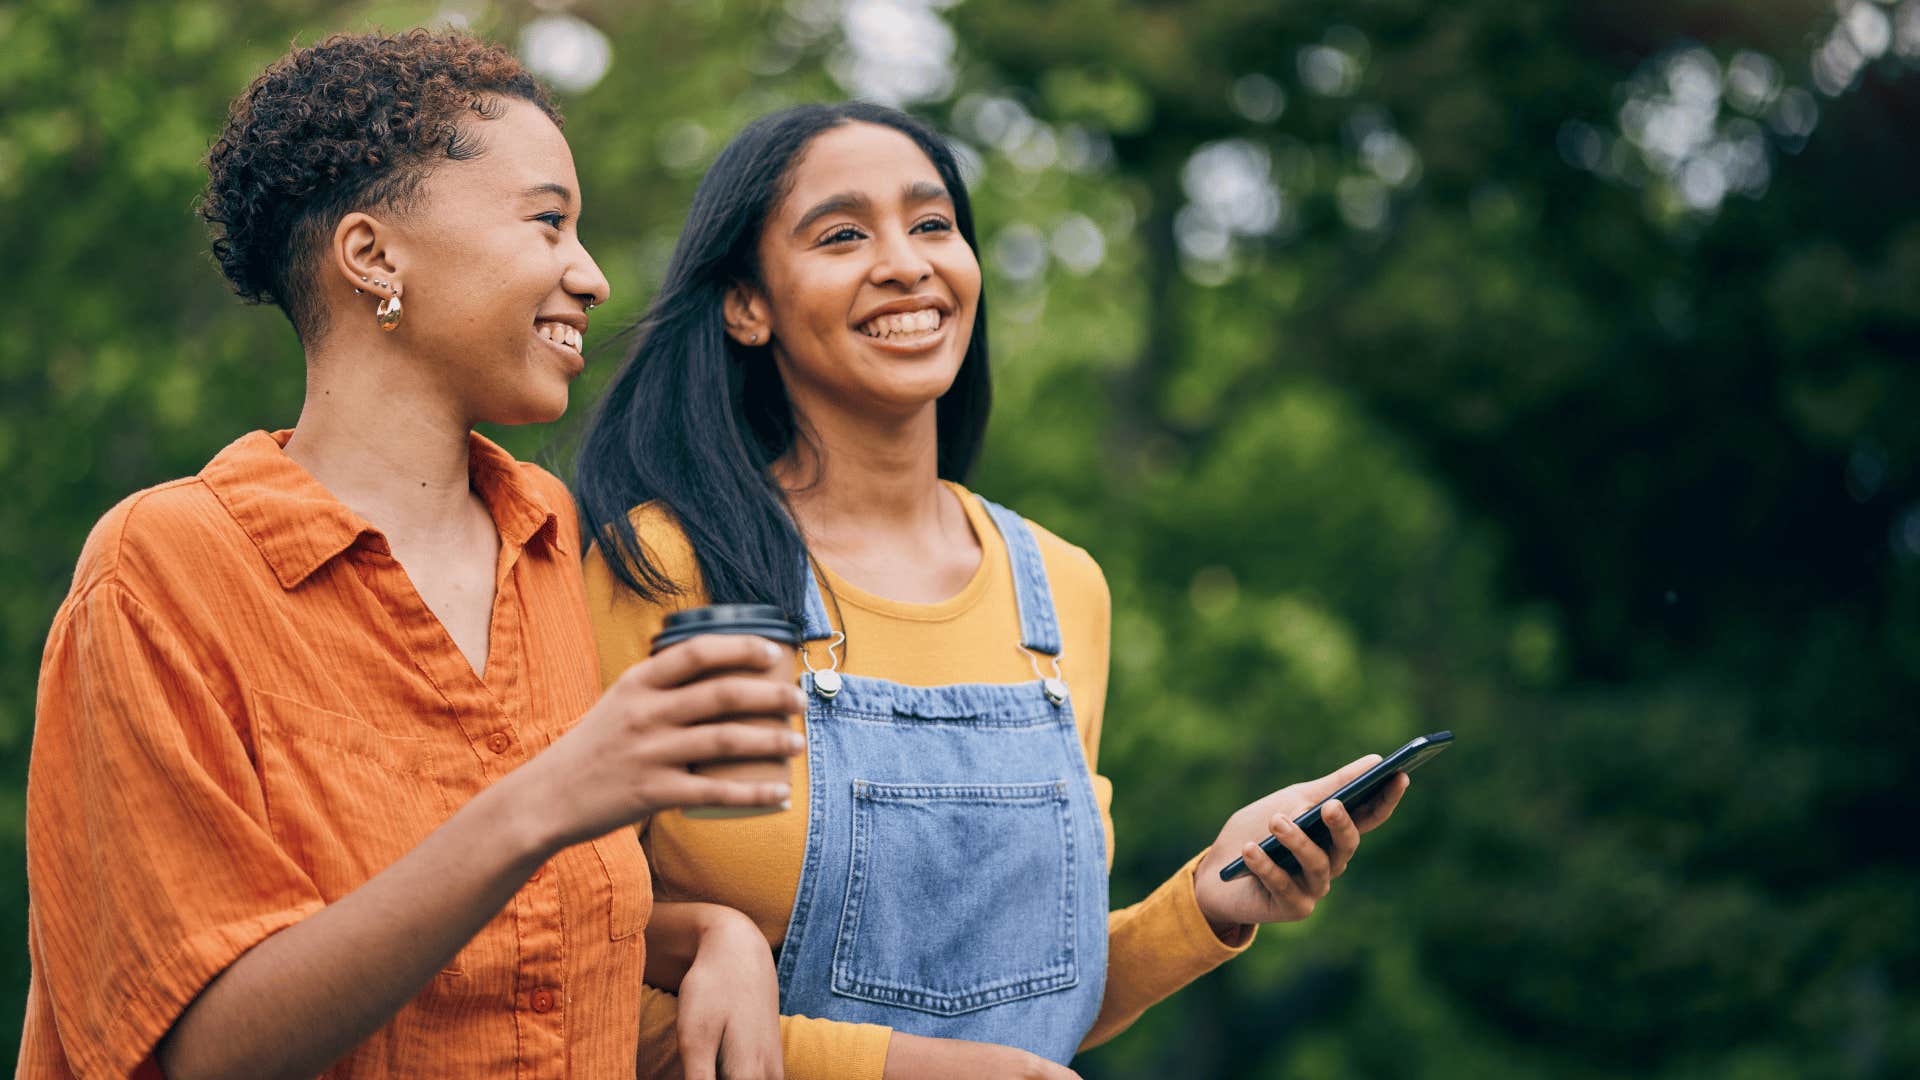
[764,641,782,664]
[787,732,805,751]
[790,689,809,711]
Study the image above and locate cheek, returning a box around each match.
[767,265,852,337]
[945,251,984,342]
[947,247,983,308]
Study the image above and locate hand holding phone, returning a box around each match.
[1217,731,1451,883]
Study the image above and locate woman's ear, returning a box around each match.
[723,283,772,346]
[330,211,402,301]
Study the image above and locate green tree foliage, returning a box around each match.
[3,1,1913,1074]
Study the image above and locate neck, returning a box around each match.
[776,400,946,544]
[284,336,480,540]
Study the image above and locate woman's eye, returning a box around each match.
[912,217,953,233]
[820,226,866,245]
[535,212,566,229]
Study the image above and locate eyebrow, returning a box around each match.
[791,180,952,236]
[518,182,575,205]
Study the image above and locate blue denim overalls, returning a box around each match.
[774,496,1110,1062]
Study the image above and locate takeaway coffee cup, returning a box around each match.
[650,604,802,819]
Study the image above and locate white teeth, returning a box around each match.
[859,308,943,338]
[535,321,583,352]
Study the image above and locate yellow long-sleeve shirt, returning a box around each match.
[584,484,1253,1079]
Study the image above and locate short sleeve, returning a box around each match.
[25,583,325,1076]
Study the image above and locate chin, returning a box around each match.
[889,366,965,405]
[525,392,572,425]
[481,389,572,428]
[862,379,961,419]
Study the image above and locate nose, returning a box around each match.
[867,225,932,290]
[565,235,612,312]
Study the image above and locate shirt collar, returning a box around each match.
[202,430,562,590]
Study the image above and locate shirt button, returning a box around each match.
[485,732,512,755]
[530,988,556,1013]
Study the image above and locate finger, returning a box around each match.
[716,1047,777,1080]
[1238,836,1298,901]
[634,634,788,689]
[1321,798,1361,878]
[721,1032,784,1080]
[653,774,793,812]
[1272,811,1333,895]
[653,677,808,728]
[658,721,805,765]
[1290,754,1383,806]
[1352,773,1409,833]
[677,1013,720,1080]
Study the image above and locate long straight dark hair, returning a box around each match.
[574,103,991,620]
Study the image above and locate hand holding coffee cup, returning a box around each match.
[651,605,805,819]
[516,629,805,851]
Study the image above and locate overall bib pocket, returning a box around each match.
[832,779,1079,1016]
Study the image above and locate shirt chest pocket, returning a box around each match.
[832,779,1081,1016]
[251,688,453,901]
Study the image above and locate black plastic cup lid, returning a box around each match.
[651,604,801,652]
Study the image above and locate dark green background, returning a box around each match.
[4,1,1916,1075]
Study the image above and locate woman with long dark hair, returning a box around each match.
[21,31,797,1077]
[577,103,1409,1078]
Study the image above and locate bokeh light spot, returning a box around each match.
[518,14,612,95]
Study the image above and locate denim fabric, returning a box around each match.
[775,497,1109,1062]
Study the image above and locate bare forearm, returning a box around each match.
[158,774,554,1080]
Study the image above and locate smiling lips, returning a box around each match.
[857,307,944,341]
[535,320,583,352]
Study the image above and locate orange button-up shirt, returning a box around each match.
[19,431,651,1078]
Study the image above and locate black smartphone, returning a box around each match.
[1217,731,1452,883]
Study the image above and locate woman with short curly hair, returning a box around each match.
[20,30,795,1078]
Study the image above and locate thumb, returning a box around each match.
[1293,754,1381,805]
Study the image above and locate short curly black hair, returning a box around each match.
[200,29,561,341]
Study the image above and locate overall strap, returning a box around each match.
[796,549,837,643]
[977,496,1063,656]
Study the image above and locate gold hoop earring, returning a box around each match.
[376,287,403,332]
